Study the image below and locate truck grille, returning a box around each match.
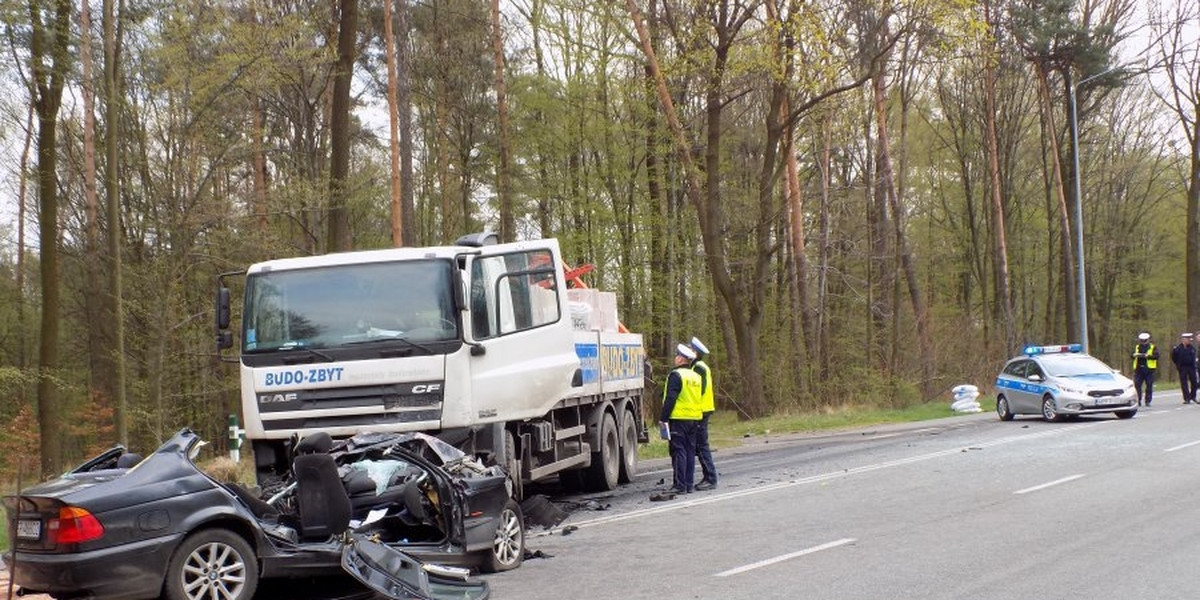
[259,383,443,431]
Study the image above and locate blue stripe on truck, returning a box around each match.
[577,342,644,385]
[575,343,600,384]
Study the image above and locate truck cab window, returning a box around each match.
[469,250,560,340]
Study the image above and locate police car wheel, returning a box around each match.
[996,396,1014,421]
[1041,396,1062,422]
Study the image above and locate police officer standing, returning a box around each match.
[1133,332,1159,407]
[660,343,703,494]
[1171,332,1197,404]
[690,336,718,491]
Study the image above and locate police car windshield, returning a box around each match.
[1040,355,1113,377]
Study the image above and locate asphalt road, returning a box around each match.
[487,390,1200,600]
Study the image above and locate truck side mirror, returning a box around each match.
[216,286,232,330]
[217,330,234,350]
[453,276,466,312]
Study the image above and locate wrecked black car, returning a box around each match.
[3,428,524,600]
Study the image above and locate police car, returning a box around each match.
[995,344,1138,421]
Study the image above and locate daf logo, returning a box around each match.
[259,393,298,404]
[411,384,441,394]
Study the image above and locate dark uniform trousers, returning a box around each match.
[1180,367,1198,403]
[696,412,717,484]
[669,419,700,493]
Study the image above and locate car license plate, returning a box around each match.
[16,519,41,540]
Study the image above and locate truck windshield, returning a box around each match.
[242,259,458,352]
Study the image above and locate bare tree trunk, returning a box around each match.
[871,37,933,395]
[1035,63,1077,341]
[396,0,415,246]
[491,0,513,242]
[527,0,552,238]
[1151,0,1200,322]
[817,114,833,381]
[80,0,109,433]
[1190,111,1200,319]
[626,0,769,417]
[640,0,670,360]
[433,2,455,243]
[767,0,812,392]
[252,100,268,231]
[326,0,357,252]
[384,0,403,246]
[18,105,34,393]
[31,0,72,476]
[784,127,811,379]
[1191,116,1200,323]
[81,1,99,252]
[867,113,889,368]
[436,97,454,242]
[983,0,1015,355]
[103,0,128,446]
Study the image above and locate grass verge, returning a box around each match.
[640,399,994,460]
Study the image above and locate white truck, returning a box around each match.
[216,233,647,497]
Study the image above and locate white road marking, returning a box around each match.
[714,538,857,577]
[1013,474,1085,495]
[1164,439,1200,453]
[531,422,1110,537]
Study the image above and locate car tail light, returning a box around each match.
[49,506,105,545]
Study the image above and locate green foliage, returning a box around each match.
[1,0,1191,469]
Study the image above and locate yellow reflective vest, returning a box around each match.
[1132,343,1157,370]
[664,367,704,420]
[692,359,715,414]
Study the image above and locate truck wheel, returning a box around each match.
[585,412,620,491]
[164,528,258,600]
[617,409,638,484]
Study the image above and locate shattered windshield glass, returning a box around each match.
[243,259,458,352]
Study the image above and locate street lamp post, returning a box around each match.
[1069,66,1122,354]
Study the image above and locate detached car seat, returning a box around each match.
[293,433,353,541]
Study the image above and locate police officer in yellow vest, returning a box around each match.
[1132,332,1159,407]
[661,343,703,494]
[690,336,718,491]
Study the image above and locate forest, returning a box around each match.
[1,0,1198,479]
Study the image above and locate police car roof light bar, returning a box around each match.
[1023,344,1083,356]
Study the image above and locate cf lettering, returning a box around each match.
[412,384,442,394]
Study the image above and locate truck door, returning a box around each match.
[464,242,578,423]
